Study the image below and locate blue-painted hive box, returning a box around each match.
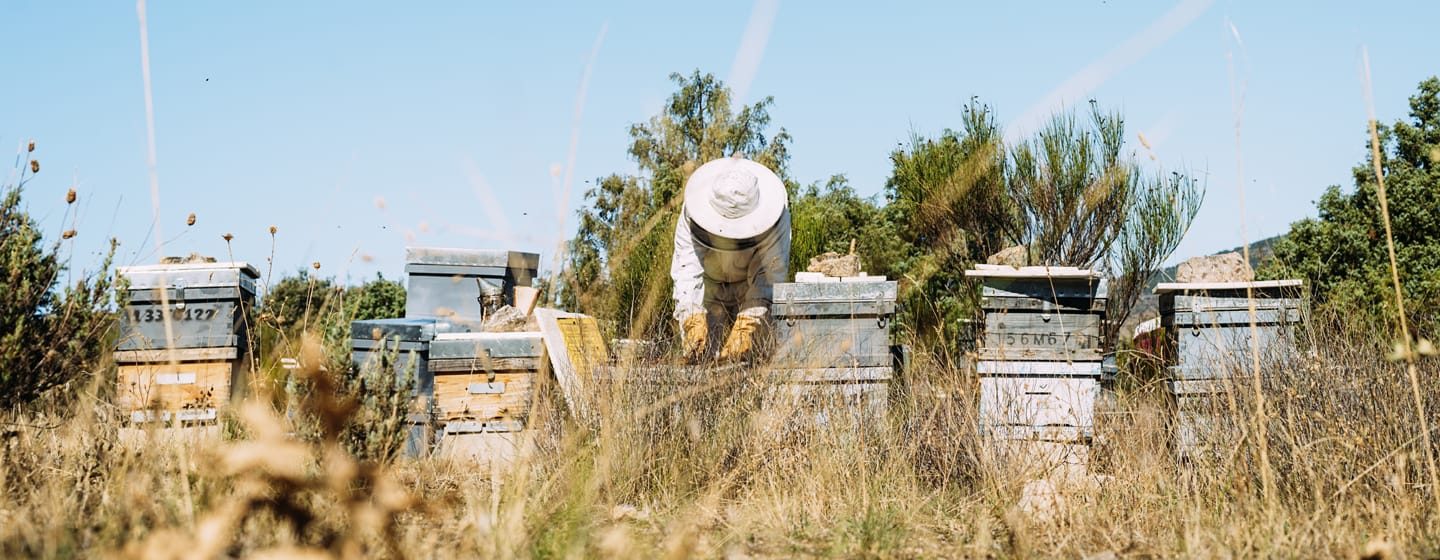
[403,247,539,324]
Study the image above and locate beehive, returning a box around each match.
[427,332,548,466]
[769,278,897,426]
[403,247,539,324]
[1156,279,1305,460]
[350,317,457,457]
[115,261,259,425]
[966,265,1107,473]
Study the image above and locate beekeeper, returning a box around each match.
[671,156,791,363]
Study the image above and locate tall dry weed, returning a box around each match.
[0,319,1437,558]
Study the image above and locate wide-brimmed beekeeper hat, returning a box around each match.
[683,156,787,242]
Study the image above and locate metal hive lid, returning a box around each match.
[117,261,260,291]
[1153,279,1303,294]
[965,265,1103,279]
[429,332,545,359]
[118,261,260,277]
[349,317,456,342]
[404,247,540,269]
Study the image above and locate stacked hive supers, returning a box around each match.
[966,265,1107,476]
[769,277,898,425]
[349,247,541,458]
[428,332,548,465]
[1155,280,1304,461]
[115,262,259,425]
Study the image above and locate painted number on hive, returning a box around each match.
[129,307,218,322]
[1001,333,1095,348]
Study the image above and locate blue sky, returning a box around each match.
[5,1,1437,284]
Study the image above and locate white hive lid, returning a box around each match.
[1153,279,1303,294]
[964,265,1102,279]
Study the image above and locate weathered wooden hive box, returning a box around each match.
[965,265,1107,447]
[403,247,539,323]
[769,278,898,424]
[350,317,456,457]
[115,261,259,424]
[427,332,548,465]
[1156,279,1305,459]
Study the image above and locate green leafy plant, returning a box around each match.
[1263,77,1440,336]
[563,70,792,341]
[883,101,1202,353]
[0,141,118,409]
[787,175,900,276]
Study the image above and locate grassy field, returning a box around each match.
[1,316,1437,559]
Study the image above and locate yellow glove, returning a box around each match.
[681,314,708,364]
[718,314,765,363]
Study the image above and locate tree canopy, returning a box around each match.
[883,101,1202,356]
[1263,77,1440,335]
[562,71,794,341]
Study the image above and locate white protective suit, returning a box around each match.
[670,206,791,349]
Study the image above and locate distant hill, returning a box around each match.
[1122,234,1285,338]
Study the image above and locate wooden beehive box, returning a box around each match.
[771,279,897,369]
[966,266,1108,444]
[115,261,259,424]
[769,278,898,426]
[350,317,457,457]
[966,265,1107,363]
[1155,279,1305,461]
[427,332,548,466]
[403,247,539,324]
[115,348,244,424]
[117,262,259,353]
[1157,280,1304,380]
[976,361,1102,439]
[765,367,892,428]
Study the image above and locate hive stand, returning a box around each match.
[966,265,1108,480]
[1155,279,1305,462]
[769,277,898,429]
[115,262,259,431]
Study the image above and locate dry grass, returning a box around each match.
[1,316,1437,559]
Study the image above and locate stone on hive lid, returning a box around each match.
[986,245,1029,267]
[1175,252,1253,283]
[806,251,862,277]
[160,252,217,264]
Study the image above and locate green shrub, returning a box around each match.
[0,142,117,409]
[1262,77,1440,336]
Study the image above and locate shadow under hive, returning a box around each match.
[966,265,1108,475]
[403,247,539,325]
[350,317,459,457]
[1156,280,1305,461]
[769,278,898,427]
[115,261,259,425]
[427,332,548,467]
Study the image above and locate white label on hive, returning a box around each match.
[175,408,218,421]
[468,382,506,394]
[155,372,197,385]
